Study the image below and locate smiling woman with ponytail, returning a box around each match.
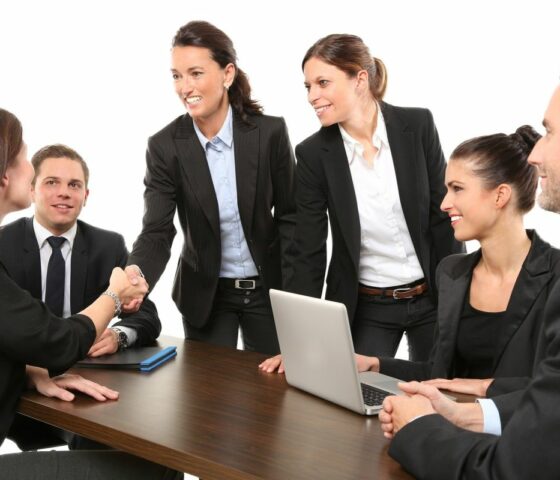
[127,21,296,355]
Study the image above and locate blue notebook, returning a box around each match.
[76,346,177,372]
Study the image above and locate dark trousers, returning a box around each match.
[0,450,182,480]
[352,292,437,360]
[183,283,280,355]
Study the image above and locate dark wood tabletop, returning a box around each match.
[17,336,413,480]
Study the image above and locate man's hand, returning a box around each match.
[423,377,494,397]
[379,383,436,439]
[26,366,119,402]
[88,328,119,357]
[379,381,485,439]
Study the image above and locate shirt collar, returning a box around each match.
[193,105,234,150]
[338,103,389,165]
[33,217,77,249]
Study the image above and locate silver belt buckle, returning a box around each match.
[235,279,256,290]
[392,287,413,300]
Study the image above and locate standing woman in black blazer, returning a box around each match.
[127,21,296,354]
[261,34,461,371]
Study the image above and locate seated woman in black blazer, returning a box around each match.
[355,126,560,400]
[260,34,462,373]
[0,109,180,479]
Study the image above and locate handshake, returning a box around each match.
[107,265,150,313]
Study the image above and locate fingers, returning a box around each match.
[40,381,76,402]
[53,374,119,402]
[88,329,118,357]
[423,378,452,388]
[259,354,285,373]
[125,265,143,286]
[121,298,142,313]
[397,381,423,396]
[378,409,395,439]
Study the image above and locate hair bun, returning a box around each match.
[511,125,541,153]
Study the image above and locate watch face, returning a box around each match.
[113,329,128,350]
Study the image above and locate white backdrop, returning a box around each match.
[1,0,560,340]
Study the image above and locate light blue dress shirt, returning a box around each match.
[193,106,258,278]
[478,398,502,435]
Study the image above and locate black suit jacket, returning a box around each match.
[0,261,95,443]
[379,231,560,382]
[129,112,296,328]
[389,278,560,480]
[288,102,463,322]
[0,218,161,346]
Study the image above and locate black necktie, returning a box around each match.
[45,236,66,317]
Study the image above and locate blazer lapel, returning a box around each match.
[493,232,553,371]
[174,115,220,241]
[23,218,42,299]
[233,115,258,239]
[433,252,480,377]
[70,223,88,314]
[320,125,361,273]
[381,103,423,260]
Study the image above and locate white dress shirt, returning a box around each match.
[339,106,424,287]
[33,218,137,344]
[34,218,76,318]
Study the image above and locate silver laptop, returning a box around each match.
[270,289,404,415]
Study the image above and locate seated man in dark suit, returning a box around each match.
[0,144,161,450]
[379,85,560,479]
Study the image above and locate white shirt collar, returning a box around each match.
[338,104,389,165]
[33,217,78,249]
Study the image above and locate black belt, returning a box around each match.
[218,277,261,290]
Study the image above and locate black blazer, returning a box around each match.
[379,231,560,381]
[0,261,95,443]
[129,112,296,328]
[288,102,463,322]
[0,217,161,346]
[388,279,560,480]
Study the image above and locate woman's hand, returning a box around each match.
[259,354,285,373]
[26,366,119,402]
[108,267,148,306]
[422,377,494,397]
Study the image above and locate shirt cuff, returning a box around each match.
[114,325,137,346]
[477,398,502,436]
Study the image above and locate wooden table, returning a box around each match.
[17,337,412,480]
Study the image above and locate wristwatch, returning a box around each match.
[111,327,129,351]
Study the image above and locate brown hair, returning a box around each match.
[0,108,23,179]
[302,34,388,101]
[31,144,89,186]
[172,21,263,122]
[451,125,540,213]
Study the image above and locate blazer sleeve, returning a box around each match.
[378,356,432,381]
[422,109,465,261]
[271,118,297,288]
[287,143,329,297]
[0,264,96,372]
[129,134,178,288]
[112,236,162,346]
[388,282,560,480]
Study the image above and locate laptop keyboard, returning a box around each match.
[361,383,390,407]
